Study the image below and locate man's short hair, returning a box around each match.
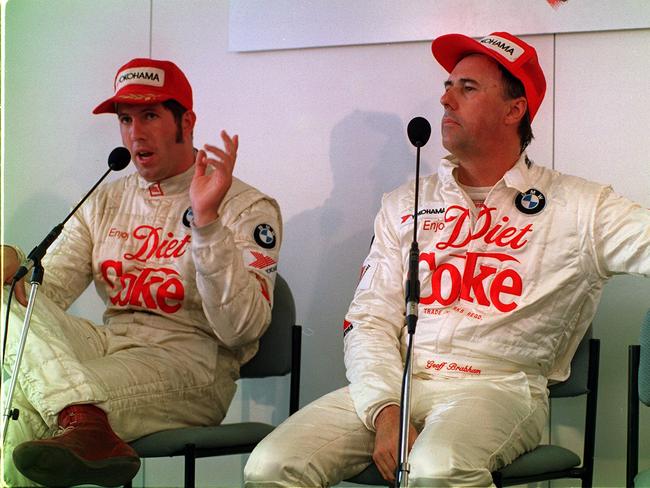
[497,63,534,153]
[162,99,189,143]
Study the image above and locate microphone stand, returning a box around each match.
[2,149,130,441]
[2,261,44,440]
[395,144,422,488]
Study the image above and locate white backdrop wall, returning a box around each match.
[2,1,649,487]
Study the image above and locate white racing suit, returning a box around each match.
[245,153,650,487]
[2,166,282,487]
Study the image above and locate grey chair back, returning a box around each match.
[627,309,650,488]
[240,273,296,378]
[638,310,650,406]
[550,326,592,397]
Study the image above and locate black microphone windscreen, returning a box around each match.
[407,117,432,148]
[108,147,131,171]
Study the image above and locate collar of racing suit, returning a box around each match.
[439,152,534,194]
[135,163,195,195]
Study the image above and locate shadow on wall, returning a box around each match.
[279,109,414,407]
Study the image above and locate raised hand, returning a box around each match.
[190,130,239,227]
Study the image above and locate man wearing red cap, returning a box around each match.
[245,32,650,486]
[2,58,281,487]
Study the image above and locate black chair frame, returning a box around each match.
[628,344,641,488]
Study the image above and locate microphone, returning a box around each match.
[407,116,431,148]
[13,147,131,282]
[404,117,430,334]
[108,146,131,171]
[396,117,431,488]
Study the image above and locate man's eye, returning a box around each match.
[119,117,131,124]
[145,112,158,120]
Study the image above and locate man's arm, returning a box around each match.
[191,192,281,349]
[2,246,27,306]
[590,187,650,277]
[2,203,95,311]
[189,131,282,349]
[343,191,417,482]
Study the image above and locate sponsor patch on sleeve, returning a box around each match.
[254,223,277,249]
[343,320,354,337]
[182,207,194,228]
[254,273,271,303]
[246,250,278,274]
[356,259,377,291]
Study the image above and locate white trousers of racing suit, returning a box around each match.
[2,292,238,487]
[245,369,548,487]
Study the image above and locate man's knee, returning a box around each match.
[245,436,316,487]
[244,440,285,486]
[409,445,494,487]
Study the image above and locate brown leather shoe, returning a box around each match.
[13,404,140,487]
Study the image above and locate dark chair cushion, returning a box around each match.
[497,444,580,478]
[129,423,275,457]
[345,463,386,486]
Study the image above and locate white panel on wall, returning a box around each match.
[553,29,650,488]
[229,0,650,52]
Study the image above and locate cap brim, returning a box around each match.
[92,92,174,114]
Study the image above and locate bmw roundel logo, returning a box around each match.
[515,189,546,215]
[182,207,194,228]
[254,224,276,249]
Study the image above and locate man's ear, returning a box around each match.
[182,110,197,135]
[505,97,528,126]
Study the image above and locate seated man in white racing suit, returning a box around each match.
[2,58,282,487]
[244,32,650,487]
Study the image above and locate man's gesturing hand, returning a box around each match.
[190,130,238,227]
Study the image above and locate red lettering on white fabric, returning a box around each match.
[419,251,522,312]
[436,205,532,251]
[254,273,271,303]
[426,360,447,371]
[101,260,184,313]
[422,220,445,232]
[425,359,481,375]
[249,251,277,269]
[123,225,191,262]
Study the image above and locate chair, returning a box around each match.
[344,329,600,488]
[124,274,301,488]
[627,310,650,488]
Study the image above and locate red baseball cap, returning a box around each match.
[431,32,546,121]
[93,58,193,114]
